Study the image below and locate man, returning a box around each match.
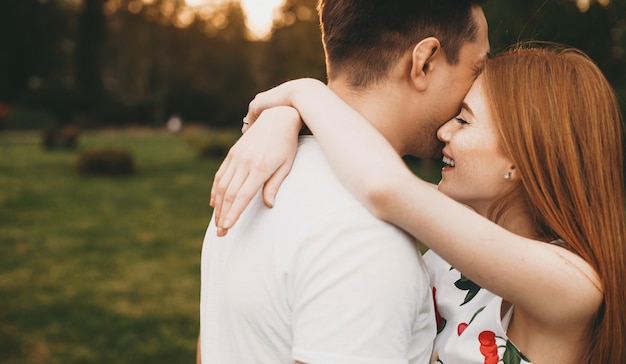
[199,0,490,363]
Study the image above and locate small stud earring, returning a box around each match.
[504,172,512,180]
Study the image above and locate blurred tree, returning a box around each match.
[206,1,258,125]
[484,0,625,109]
[0,0,72,120]
[260,0,326,90]
[101,0,256,126]
[76,0,106,113]
[1,0,624,130]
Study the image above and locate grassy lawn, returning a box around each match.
[0,129,440,363]
[0,129,233,363]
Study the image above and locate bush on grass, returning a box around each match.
[196,132,238,159]
[74,148,135,176]
[41,126,58,150]
[41,125,81,150]
[59,125,80,148]
[199,143,231,159]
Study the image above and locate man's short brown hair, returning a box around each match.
[319,0,486,87]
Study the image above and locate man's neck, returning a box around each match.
[327,78,406,155]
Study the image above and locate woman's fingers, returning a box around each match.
[211,106,302,235]
[220,165,277,230]
[262,157,294,208]
[214,170,267,237]
[210,155,238,228]
[216,164,252,230]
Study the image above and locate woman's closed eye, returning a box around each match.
[456,117,469,125]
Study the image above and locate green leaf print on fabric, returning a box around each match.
[457,306,485,336]
[454,273,482,306]
[503,340,531,364]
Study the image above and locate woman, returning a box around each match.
[210,45,626,363]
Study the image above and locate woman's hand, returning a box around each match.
[243,78,327,130]
[210,106,302,236]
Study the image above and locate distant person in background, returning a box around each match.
[0,102,10,131]
[212,45,626,363]
[166,114,182,134]
[198,0,490,363]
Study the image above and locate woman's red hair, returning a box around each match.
[484,44,626,363]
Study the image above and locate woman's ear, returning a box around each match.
[410,37,442,91]
[504,165,519,181]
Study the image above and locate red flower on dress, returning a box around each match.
[479,330,499,364]
[457,322,468,336]
[432,287,447,334]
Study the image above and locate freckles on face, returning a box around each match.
[436,79,512,214]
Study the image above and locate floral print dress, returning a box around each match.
[424,250,532,364]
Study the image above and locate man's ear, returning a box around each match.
[410,37,442,91]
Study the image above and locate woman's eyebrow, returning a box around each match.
[461,101,475,117]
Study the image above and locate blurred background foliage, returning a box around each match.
[0,0,626,133]
[0,0,624,132]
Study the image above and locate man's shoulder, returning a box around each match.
[279,137,361,206]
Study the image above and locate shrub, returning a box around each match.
[74,149,135,176]
[195,132,238,159]
[59,125,80,148]
[41,126,58,150]
[199,143,231,159]
[41,125,81,150]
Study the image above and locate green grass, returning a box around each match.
[0,129,229,364]
[0,129,440,363]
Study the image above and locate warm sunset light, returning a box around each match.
[185,0,208,6]
[575,0,611,12]
[185,0,285,39]
[241,0,284,39]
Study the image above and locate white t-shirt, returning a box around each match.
[200,137,435,363]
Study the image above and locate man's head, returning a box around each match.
[319,0,487,87]
[318,0,490,158]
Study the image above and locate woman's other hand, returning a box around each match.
[210,106,301,236]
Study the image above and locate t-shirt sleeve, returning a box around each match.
[287,207,433,364]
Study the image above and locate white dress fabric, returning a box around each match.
[424,250,532,364]
[200,136,436,364]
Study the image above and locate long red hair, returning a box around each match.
[484,45,626,363]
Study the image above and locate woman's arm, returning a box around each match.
[214,78,602,326]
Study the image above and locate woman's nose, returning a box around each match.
[437,119,454,142]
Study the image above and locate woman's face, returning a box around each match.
[436,76,515,216]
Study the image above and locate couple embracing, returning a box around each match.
[199,1,626,363]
